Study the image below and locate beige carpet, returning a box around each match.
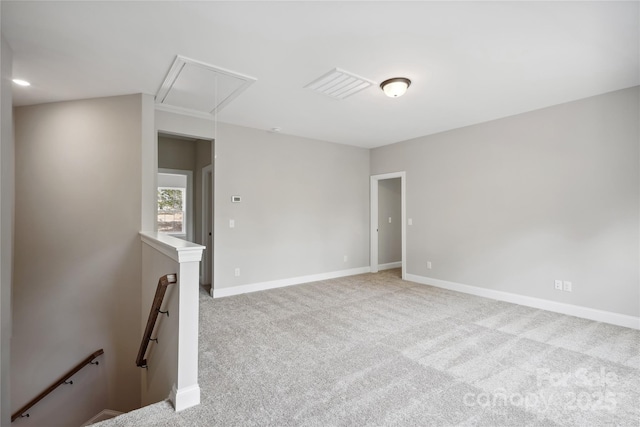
[96,269,640,426]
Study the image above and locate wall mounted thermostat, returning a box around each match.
[231,196,242,203]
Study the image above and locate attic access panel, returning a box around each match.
[156,56,257,116]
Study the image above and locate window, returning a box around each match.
[157,171,192,240]
[157,187,186,234]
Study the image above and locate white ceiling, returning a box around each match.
[3,1,638,148]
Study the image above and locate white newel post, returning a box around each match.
[171,246,202,411]
[140,232,204,412]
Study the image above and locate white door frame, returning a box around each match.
[201,164,213,285]
[370,172,406,279]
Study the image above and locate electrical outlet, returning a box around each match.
[343,255,348,262]
[388,217,392,223]
[563,281,572,292]
[554,280,563,290]
[427,261,432,269]
[234,268,240,277]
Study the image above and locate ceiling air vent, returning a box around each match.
[305,68,375,100]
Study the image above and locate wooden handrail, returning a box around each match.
[11,349,104,422]
[136,273,177,368]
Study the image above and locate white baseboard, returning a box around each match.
[213,267,371,298]
[406,274,640,330]
[378,261,402,271]
[170,383,201,412]
[80,409,123,426]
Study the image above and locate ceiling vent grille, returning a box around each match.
[305,68,375,100]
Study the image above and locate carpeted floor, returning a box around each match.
[96,269,640,426]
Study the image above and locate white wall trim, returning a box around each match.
[213,267,370,298]
[141,94,156,232]
[155,103,216,121]
[170,383,201,412]
[80,409,123,426]
[140,231,204,263]
[406,274,640,330]
[378,261,402,271]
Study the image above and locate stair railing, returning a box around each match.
[136,273,177,368]
[11,349,104,422]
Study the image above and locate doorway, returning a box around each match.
[201,164,213,287]
[370,172,406,279]
[157,132,214,289]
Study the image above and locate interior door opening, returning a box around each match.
[201,164,213,288]
[370,172,406,279]
[377,178,402,272]
[157,132,214,290]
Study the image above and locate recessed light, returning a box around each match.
[12,79,31,87]
[269,127,282,133]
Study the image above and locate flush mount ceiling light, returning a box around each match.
[380,77,411,98]
[12,79,31,87]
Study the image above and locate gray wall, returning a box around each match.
[378,178,401,265]
[214,123,370,288]
[0,34,13,426]
[13,95,144,424]
[158,136,196,172]
[371,87,639,317]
